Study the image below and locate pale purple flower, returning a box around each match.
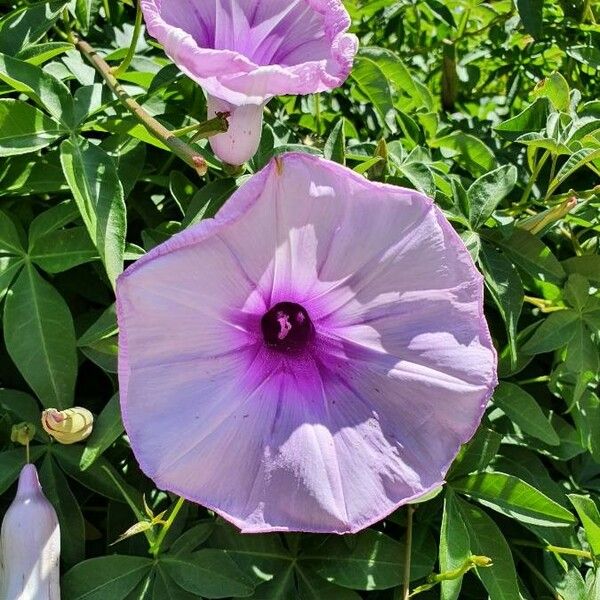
[117,153,497,534]
[140,0,358,165]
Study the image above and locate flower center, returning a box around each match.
[261,302,313,352]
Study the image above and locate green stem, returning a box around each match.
[402,505,414,600]
[112,0,143,78]
[101,0,111,21]
[544,154,558,201]
[547,544,593,559]
[74,35,219,176]
[151,496,185,557]
[315,93,322,137]
[517,375,551,385]
[519,150,550,205]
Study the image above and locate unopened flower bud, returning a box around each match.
[10,422,36,446]
[41,407,93,444]
[471,555,493,567]
[0,464,60,599]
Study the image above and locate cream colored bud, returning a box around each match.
[0,464,60,599]
[41,407,93,444]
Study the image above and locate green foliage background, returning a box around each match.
[1,0,600,598]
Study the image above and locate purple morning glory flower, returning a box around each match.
[140,0,358,165]
[117,153,497,534]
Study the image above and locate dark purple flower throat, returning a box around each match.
[261,302,313,352]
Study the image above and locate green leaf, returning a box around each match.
[295,565,363,600]
[169,521,214,555]
[0,99,66,156]
[456,497,521,600]
[16,41,72,66]
[452,471,576,527]
[0,209,25,255]
[547,148,600,196]
[430,131,495,176]
[563,255,600,284]
[479,244,523,365]
[439,490,471,600]
[78,303,118,346]
[0,52,74,127]
[493,382,559,446]
[152,565,199,600]
[532,72,570,112]
[488,228,565,284]
[520,310,579,355]
[0,150,67,197]
[351,56,396,131]
[72,0,93,34]
[494,98,549,141]
[39,452,85,566]
[566,321,599,373]
[0,446,45,495]
[566,45,600,69]
[63,555,153,600]
[448,427,503,479]
[28,200,80,243]
[358,46,434,111]
[80,394,123,470]
[183,178,237,228]
[53,443,129,502]
[60,137,126,287]
[516,0,543,38]
[0,256,24,301]
[160,551,255,598]
[468,165,517,229]
[302,528,432,590]
[0,1,68,55]
[0,388,41,426]
[29,226,98,273]
[324,119,346,165]
[568,494,600,557]
[3,264,77,409]
[564,274,590,312]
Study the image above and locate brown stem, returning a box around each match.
[74,36,226,176]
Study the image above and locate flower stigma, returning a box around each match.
[261,302,313,352]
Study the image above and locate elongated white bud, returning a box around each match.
[0,464,60,600]
[42,407,94,444]
[207,94,265,166]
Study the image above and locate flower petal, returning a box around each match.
[118,152,497,534]
[140,0,357,104]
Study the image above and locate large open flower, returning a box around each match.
[140,0,357,165]
[117,153,497,533]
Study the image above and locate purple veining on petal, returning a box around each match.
[140,0,358,164]
[117,153,497,534]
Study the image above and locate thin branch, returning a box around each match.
[74,35,228,176]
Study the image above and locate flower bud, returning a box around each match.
[0,464,60,599]
[41,407,93,444]
[10,422,36,446]
[207,94,265,166]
